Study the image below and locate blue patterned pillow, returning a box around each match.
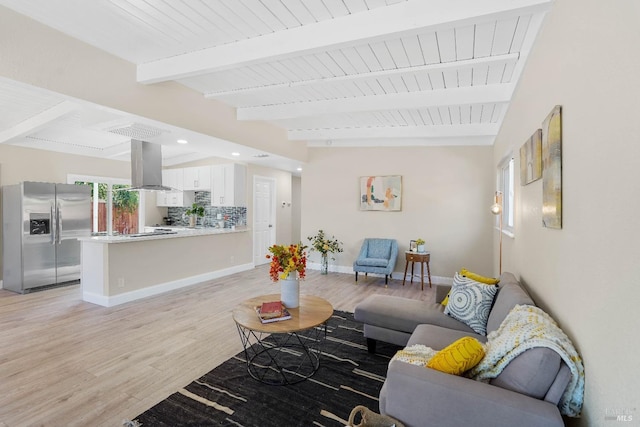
[444,272,499,335]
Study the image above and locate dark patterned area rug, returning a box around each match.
[132,311,401,426]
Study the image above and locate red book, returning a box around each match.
[259,301,283,318]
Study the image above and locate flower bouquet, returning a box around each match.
[307,230,343,274]
[266,243,307,282]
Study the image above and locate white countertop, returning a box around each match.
[79,226,249,243]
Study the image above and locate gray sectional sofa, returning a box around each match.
[354,272,572,427]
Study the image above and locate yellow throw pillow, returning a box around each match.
[460,268,500,285]
[441,292,450,306]
[426,337,485,375]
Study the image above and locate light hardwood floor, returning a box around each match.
[0,266,434,427]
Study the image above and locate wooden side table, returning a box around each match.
[403,251,432,290]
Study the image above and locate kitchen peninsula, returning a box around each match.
[79,227,252,307]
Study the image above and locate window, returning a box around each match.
[497,156,515,234]
[69,175,143,235]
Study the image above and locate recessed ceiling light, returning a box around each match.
[177,139,188,144]
[231,152,240,156]
[297,167,303,171]
[253,154,269,158]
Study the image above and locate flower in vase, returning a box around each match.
[266,243,307,282]
[307,229,343,260]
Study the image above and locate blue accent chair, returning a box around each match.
[353,238,398,286]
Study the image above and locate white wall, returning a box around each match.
[493,0,640,424]
[301,145,494,279]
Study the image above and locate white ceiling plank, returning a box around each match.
[344,0,369,14]
[376,77,394,94]
[389,75,409,93]
[501,61,517,83]
[472,64,489,86]
[281,0,318,25]
[437,29,457,63]
[137,0,553,83]
[403,75,421,92]
[303,1,333,21]
[402,36,426,67]
[400,110,417,126]
[510,14,532,53]
[316,52,346,77]
[302,54,335,78]
[355,45,383,72]
[220,0,274,35]
[414,73,433,91]
[470,104,482,123]
[474,21,497,58]
[459,104,471,124]
[322,0,350,18]
[458,68,473,87]
[258,0,301,27]
[0,101,78,144]
[238,85,512,120]
[442,70,458,88]
[369,41,396,70]
[239,0,288,32]
[480,103,495,123]
[418,32,441,64]
[487,63,506,84]
[492,17,519,55]
[450,105,461,124]
[386,39,411,69]
[339,47,370,73]
[328,50,358,75]
[439,106,452,125]
[288,123,499,140]
[428,71,446,90]
[455,25,475,60]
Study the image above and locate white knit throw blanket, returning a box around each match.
[468,304,585,417]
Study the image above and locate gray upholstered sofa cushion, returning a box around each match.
[355,294,476,336]
[486,281,534,334]
[490,347,563,400]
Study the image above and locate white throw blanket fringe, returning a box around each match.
[468,304,585,417]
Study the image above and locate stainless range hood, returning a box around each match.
[128,139,174,192]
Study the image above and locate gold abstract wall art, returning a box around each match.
[520,129,542,185]
[542,105,562,229]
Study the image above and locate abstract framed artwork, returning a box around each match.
[360,175,402,211]
[520,129,542,185]
[542,105,562,229]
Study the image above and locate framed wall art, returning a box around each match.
[359,175,402,211]
[520,128,542,185]
[542,105,562,229]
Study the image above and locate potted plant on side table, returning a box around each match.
[416,238,426,253]
[185,203,205,228]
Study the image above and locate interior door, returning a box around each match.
[253,177,275,266]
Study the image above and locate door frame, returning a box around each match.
[253,175,276,266]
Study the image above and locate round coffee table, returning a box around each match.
[232,294,334,385]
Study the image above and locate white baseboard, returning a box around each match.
[306,262,452,285]
[82,263,255,307]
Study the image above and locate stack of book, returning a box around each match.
[255,301,292,323]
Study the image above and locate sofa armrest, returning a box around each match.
[380,361,563,427]
[435,284,451,303]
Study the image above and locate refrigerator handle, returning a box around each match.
[56,202,62,244]
[50,203,57,245]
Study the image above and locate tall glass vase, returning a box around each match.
[280,275,300,308]
[320,253,329,275]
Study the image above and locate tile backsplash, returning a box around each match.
[167,191,247,228]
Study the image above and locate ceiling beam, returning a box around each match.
[237,85,512,121]
[0,101,78,144]
[288,123,500,140]
[137,0,552,84]
[307,136,495,147]
[205,54,519,99]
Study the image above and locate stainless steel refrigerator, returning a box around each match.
[2,182,91,293]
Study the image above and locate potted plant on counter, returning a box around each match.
[185,203,205,228]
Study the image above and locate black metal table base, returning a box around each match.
[235,323,327,385]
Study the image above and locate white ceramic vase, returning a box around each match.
[280,276,300,308]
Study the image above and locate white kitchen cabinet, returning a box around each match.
[157,169,193,207]
[211,163,246,207]
[183,166,211,191]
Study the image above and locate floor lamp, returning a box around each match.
[490,191,503,275]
